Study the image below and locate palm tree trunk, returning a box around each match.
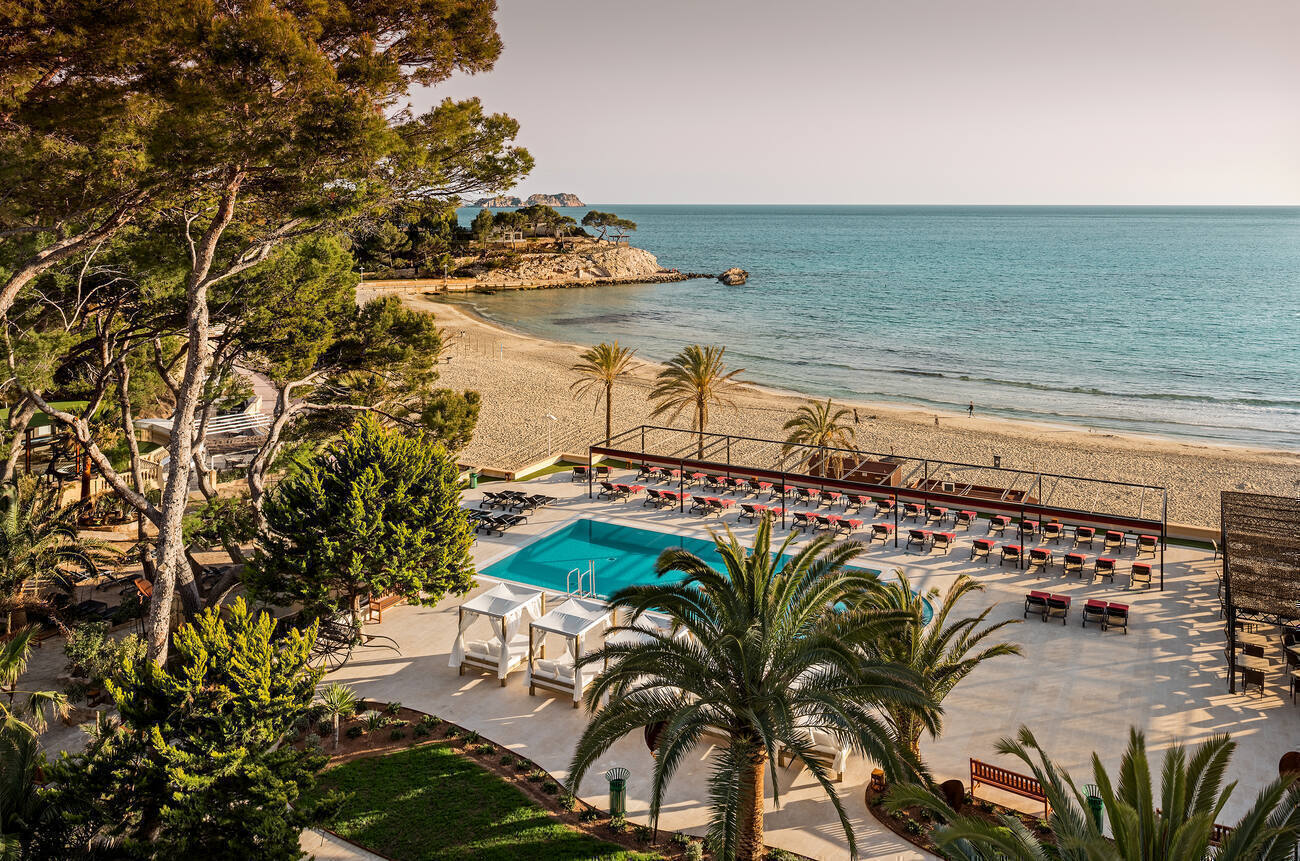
[737,750,767,861]
[696,397,705,459]
[604,381,613,445]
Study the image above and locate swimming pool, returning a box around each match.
[480,519,932,623]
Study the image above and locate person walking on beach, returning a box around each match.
[968,401,974,417]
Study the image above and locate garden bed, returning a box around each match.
[863,783,1055,857]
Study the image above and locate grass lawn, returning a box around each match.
[313,745,661,861]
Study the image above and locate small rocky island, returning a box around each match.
[472,192,585,207]
[718,267,750,286]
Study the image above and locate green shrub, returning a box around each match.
[466,730,481,744]
[766,850,798,861]
[632,824,652,843]
[316,719,332,737]
[578,808,601,823]
[542,782,559,795]
[558,793,576,811]
[390,728,406,741]
[474,743,493,755]
[384,700,402,716]
[412,725,430,738]
[526,770,545,783]
[1036,817,1052,834]
[513,758,529,772]
[345,725,364,740]
[685,842,704,861]
[362,711,385,732]
[670,832,691,847]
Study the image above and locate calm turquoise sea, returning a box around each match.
[454,206,1300,451]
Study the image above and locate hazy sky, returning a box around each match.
[418,0,1300,204]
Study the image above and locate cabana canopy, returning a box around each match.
[527,596,613,706]
[450,582,545,683]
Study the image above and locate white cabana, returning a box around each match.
[527,596,613,707]
[450,582,546,685]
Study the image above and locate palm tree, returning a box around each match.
[569,520,936,861]
[0,477,119,634]
[317,682,358,750]
[861,571,1021,756]
[649,345,745,458]
[0,627,68,734]
[781,398,855,476]
[570,342,637,446]
[887,727,1300,861]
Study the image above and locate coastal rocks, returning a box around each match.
[471,242,667,285]
[718,267,750,286]
[472,195,522,207]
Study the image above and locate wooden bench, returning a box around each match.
[970,758,1049,817]
[365,593,404,623]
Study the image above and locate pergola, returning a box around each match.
[589,425,1169,587]
[1221,491,1300,692]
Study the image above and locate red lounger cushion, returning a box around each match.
[1065,553,1085,563]
[1029,590,1051,599]
[973,539,994,549]
[1108,603,1129,612]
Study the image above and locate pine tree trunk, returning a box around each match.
[736,750,767,861]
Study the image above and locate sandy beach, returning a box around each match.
[408,296,1300,529]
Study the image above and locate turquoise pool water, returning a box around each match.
[480,519,932,623]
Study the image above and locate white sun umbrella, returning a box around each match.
[450,581,546,685]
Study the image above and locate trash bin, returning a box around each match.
[604,767,630,819]
[468,470,478,489]
[1084,783,1104,831]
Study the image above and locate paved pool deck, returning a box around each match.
[321,468,1293,860]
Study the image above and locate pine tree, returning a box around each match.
[246,415,476,624]
[37,599,332,859]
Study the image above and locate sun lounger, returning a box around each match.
[738,503,766,522]
[1046,594,1071,624]
[1063,552,1086,577]
[874,497,896,516]
[1042,521,1064,543]
[637,464,656,481]
[954,510,977,530]
[1104,530,1126,553]
[794,487,819,504]
[1136,534,1158,559]
[1106,602,1129,633]
[1027,547,1053,571]
[926,506,948,525]
[1000,544,1023,567]
[1130,562,1152,589]
[704,475,726,491]
[480,490,513,509]
[725,476,748,492]
[839,517,864,534]
[903,502,925,521]
[1018,519,1039,540]
[688,472,706,486]
[931,531,955,554]
[847,494,871,512]
[597,481,620,499]
[612,483,644,500]
[988,515,1010,536]
[705,497,732,516]
[822,491,842,507]
[869,522,894,544]
[1094,557,1117,583]
[644,489,675,509]
[792,511,817,532]
[571,465,590,483]
[815,513,842,533]
[594,465,610,479]
[1024,590,1050,619]
[750,479,772,495]
[689,495,711,515]
[1072,526,1096,548]
[510,494,557,513]
[970,538,994,562]
[1082,599,1108,629]
[907,528,932,551]
[476,512,527,535]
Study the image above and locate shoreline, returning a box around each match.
[403,294,1300,528]
[445,297,1292,459]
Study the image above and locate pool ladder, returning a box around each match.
[567,561,596,598]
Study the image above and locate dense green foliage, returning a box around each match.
[888,727,1300,861]
[37,599,328,859]
[313,744,657,861]
[570,521,934,861]
[581,211,638,241]
[247,415,475,622]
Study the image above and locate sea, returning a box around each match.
[453,206,1300,452]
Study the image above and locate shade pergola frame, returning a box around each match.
[450,582,546,686]
[1220,491,1300,693]
[527,596,614,707]
[589,425,1168,588]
